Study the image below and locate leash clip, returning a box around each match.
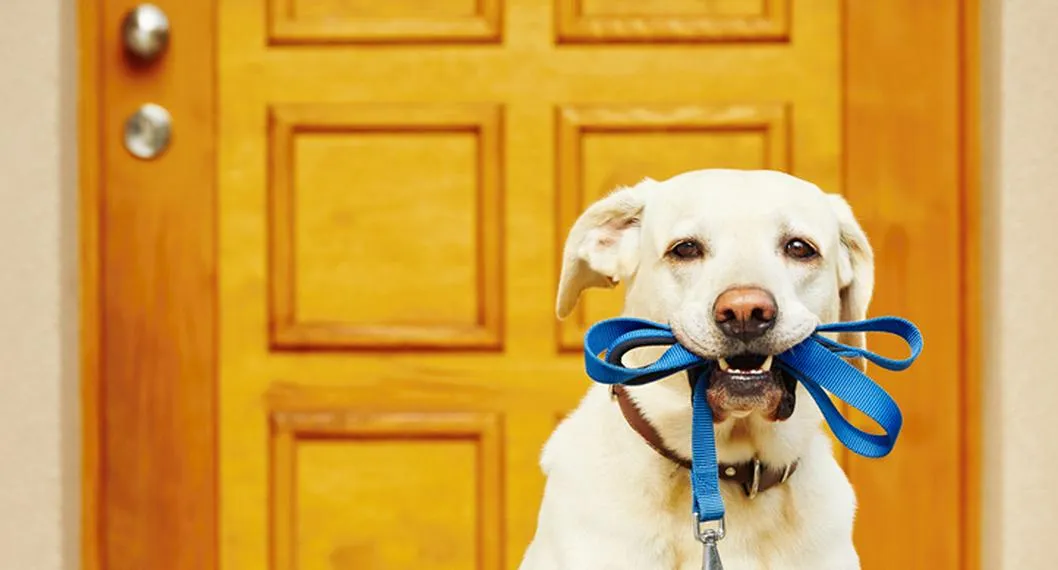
[694,516,726,570]
[693,515,726,543]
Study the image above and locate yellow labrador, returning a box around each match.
[519,169,871,570]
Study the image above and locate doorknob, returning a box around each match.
[122,4,170,63]
[124,103,172,160]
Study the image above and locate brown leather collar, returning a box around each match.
[611,384,798,498]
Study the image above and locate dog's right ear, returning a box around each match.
[555,180,653,319]
[827,193,875,371]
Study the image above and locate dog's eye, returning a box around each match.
[784,238,818,260]
[669,240,704,260]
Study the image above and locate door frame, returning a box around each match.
[79,1,982,568]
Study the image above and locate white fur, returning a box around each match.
[520,169,873,570]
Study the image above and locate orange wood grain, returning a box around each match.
[78,0,101,568]
[960,0,982,568]
[89,1,218,569]
[844,0,974,568]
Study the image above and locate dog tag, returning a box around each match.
[701,537,724,570]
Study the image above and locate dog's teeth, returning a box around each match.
[718,358,730,371]
[762,355,773,371]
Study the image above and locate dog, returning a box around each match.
[519,169,872,569]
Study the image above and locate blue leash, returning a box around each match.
[583,316,923,525]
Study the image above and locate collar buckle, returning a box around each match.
[745,458,762,499]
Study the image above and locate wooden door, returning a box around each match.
[83,1,979,569]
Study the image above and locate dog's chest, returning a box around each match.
[656,477,785,570]
[657,476,716,570]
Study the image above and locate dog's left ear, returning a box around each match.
[828,194,875,371]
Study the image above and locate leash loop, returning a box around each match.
[582,316,923,525]
[814,317,924,370]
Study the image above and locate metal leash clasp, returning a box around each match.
[694,516,725,570]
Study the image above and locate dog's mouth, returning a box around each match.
[707,353,795,422]
[717,353,774,378]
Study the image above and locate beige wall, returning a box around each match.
[0,0,79,569]
[980,0,1058,568]
[0,0,1052,568]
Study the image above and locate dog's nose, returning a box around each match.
[713,287,777,342]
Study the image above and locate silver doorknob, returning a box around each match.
[122,4,170,62]
[124,103,172,160]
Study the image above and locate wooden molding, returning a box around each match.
[267,0,503,45]
[554,0,790,43]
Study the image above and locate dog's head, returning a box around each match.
[557,169,873,422]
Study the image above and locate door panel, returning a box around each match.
[270,408,503,570]
[87,0,976,568]
[268,103,504,349]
